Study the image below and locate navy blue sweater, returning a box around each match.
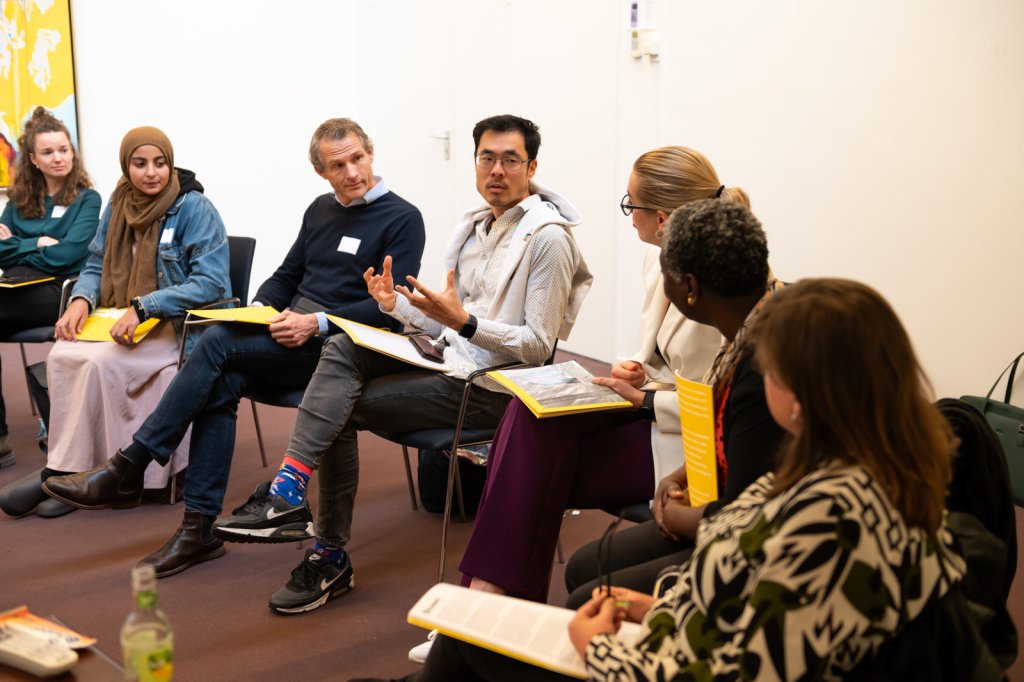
[253,190,425,331]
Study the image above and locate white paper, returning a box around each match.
[50,205,67,219]
[338,236,361,254]
[408,583,644,679]
[328,316,452,372]
[159,228,174,244]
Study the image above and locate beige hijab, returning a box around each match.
[99,127,180,307]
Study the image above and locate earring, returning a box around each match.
[686,295,696,305]
[789,411,801,423]
[655,229,665,240]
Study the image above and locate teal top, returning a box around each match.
[0,188,102,277]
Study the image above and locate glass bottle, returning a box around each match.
[120,565,174,681]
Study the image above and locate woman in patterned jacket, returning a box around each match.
[566,272,965,678]
[362,200,965,682]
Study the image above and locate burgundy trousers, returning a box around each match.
[458,399,655,601]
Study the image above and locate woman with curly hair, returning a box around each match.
[0,107,100,467]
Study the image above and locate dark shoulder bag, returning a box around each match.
[961,352,1024,506]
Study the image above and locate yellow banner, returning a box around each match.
[675,371,718,506]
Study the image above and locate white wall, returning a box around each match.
[657,0,1024,398]
[7,0,1021,398]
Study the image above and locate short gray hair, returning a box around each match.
[308,118,372,169]
[662,199,769,297]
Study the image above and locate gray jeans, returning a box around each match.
[286,333,510,547]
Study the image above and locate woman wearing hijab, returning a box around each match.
[0,126,230,518]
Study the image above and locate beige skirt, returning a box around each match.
[46,321,190,489]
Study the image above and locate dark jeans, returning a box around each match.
[283,333,511,547]
[564,519,694,609]
[133,323,324,515]
[0,268,62,435]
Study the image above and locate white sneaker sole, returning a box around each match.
[213,521,314,543]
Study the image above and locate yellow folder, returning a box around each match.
[675,371,718,506]
[75,307,160,342]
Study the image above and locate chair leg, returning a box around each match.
[556,537,564,564]
[18,343,37,417]
[250,399,269,468]
[453,456,466,523]
[401,445,418,511]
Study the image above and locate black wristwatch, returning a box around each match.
[130,297,148,322]
[458,314,478,339]
[637,390,657,420]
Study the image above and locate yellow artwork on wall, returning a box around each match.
[0,0,78,188]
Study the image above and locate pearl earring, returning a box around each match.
[686,295,696,305]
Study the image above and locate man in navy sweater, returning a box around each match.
[42,118,426,577]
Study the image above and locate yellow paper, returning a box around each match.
[675,371,718,506]
[0,274,56,288]
[186,305,280,324]
[75,307,160,342]
[487,361,633,418]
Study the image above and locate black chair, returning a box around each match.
[0,277,78,417]
[372,343,559,582]
[176,236,255,365]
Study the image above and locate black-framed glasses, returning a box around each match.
[475,154,531,172]
[620,194,656,216]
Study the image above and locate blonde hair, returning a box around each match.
[632,146,749,213]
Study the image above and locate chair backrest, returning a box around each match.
[227,236,256,306]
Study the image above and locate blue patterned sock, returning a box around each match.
[269,461,310,506]
[313,542,345,566]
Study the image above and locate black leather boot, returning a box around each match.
[138,511,226,578]
[41,450,146,510]
[0,468,48,517]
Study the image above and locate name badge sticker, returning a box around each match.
[159,228,174,244]
[338,236,361,255]
[51,205,68,219]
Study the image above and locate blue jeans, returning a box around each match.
[285,334,511,547]
[133,324,324,515]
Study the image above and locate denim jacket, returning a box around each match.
[71,191,230,352]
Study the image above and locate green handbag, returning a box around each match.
[961,352,1024,506]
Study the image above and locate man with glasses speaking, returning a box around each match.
[212,114,593,614]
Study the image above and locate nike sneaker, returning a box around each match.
[212,480,314,543]
[269,549,354,614]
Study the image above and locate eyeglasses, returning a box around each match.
[475,154,530,172]
[620,194,657,216]
[597,510,625,597]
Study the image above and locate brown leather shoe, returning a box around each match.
[138,511,226,578]
[41,450,146,510]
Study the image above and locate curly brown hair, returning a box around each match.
[8,107,92,219]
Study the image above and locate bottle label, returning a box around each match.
[127,645,173,682]
[135,591,157,609]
